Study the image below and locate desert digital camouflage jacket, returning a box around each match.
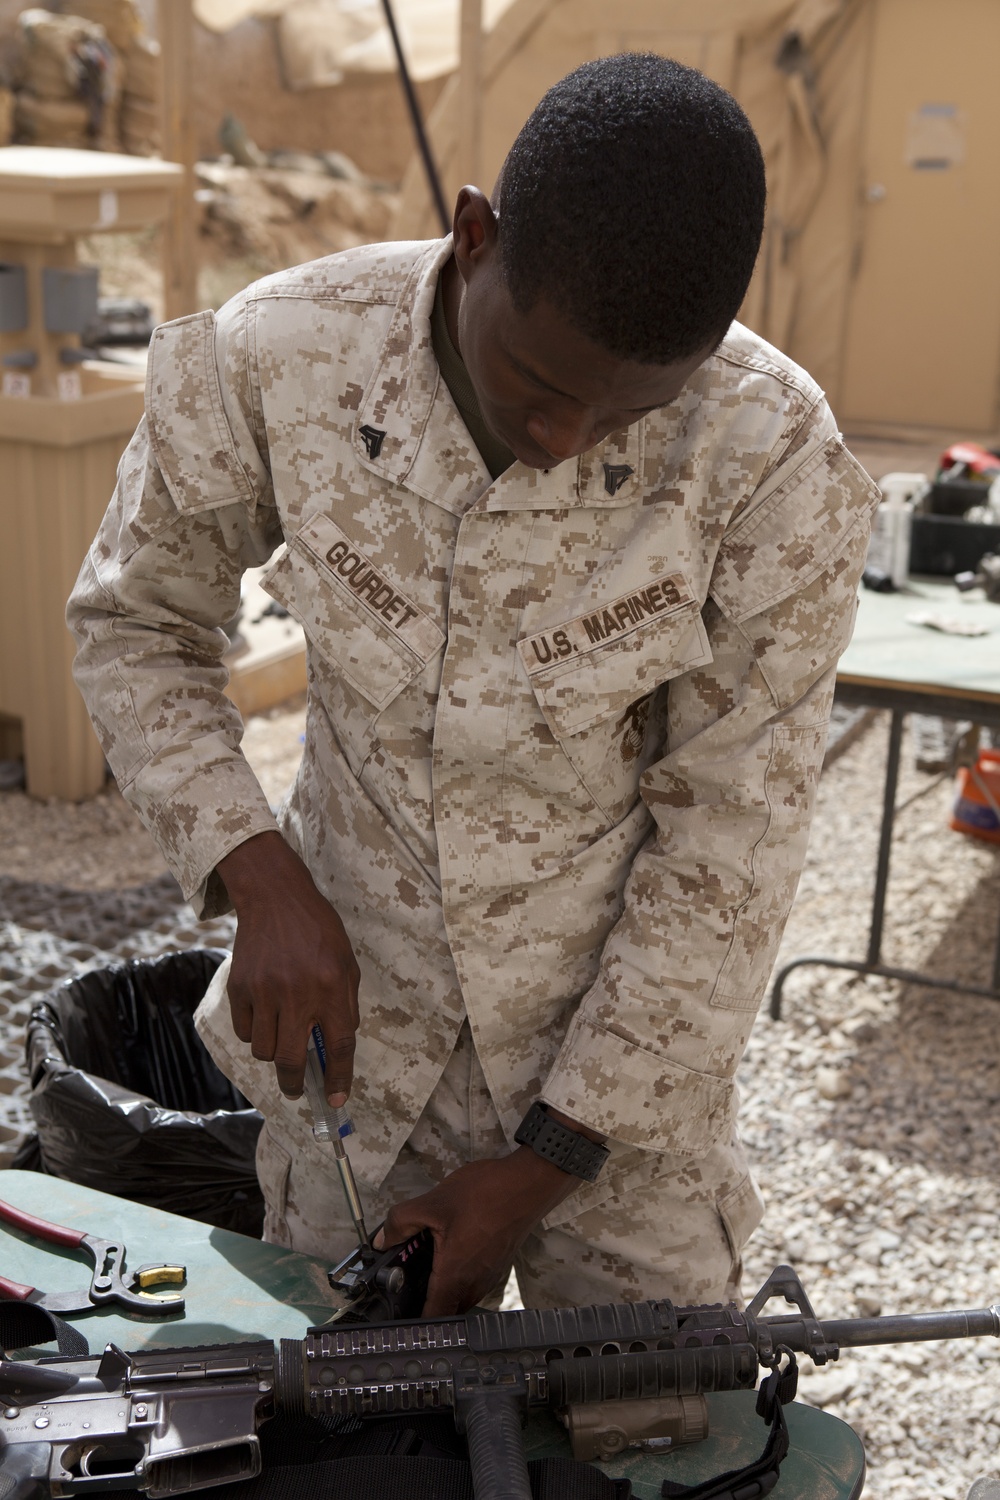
[69,236,879,1217]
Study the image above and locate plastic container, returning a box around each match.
[950,750,1000,845]
[926,476,992,518]
[868,472,925,587]
[23,949,264,1235]
[909,514,1000,575]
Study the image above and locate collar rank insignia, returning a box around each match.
[359,423,387,460]
[603,463,634,496]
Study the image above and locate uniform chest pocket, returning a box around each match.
[262,513,445,712]
[517,577,712,823]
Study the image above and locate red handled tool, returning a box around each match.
[0,1196,185,1317]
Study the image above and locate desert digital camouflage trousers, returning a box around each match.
[253,1020,764,1310]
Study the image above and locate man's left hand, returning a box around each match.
[378,1146,580,1316]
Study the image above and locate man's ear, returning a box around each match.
[452,186,498,285]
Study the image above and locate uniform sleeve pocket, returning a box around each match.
[519,593,711,740]
[709,437,880,623]
[711,718,828,1011]
[262,513,445,712]
[146,310,256,514]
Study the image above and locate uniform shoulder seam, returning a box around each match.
[247,283,396,308]
[712,343,822,406]
[244,243,431,308]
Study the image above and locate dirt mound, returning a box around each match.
[196,157,399,274]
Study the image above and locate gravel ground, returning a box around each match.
[1,700,999,1497]
[740,715,1000,1499]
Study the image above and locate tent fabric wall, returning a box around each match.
[390,0,870,417]
[734,0,871,396]
[785,4,872,396]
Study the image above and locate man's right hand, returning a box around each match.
[216,831,361,1104]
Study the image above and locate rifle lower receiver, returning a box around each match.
[0,1341,274,1500]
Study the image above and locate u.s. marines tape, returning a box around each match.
[518,571,694,673]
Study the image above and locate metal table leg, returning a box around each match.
[769,710,1000,1020]
[864,708,903,969]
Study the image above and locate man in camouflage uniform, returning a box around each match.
[68,55,878,1316]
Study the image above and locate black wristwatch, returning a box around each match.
[514,1101,610,1183]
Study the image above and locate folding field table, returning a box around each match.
[770,576,1000,1019]
[0,1171,865,1498]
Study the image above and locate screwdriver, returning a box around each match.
[304,1025,370,1247]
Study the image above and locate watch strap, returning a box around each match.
[514,1102,609,1183]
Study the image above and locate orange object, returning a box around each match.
[950,749,1000,844]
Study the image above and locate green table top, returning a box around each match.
[843,576,999,702]
[524,1395,864,1500]
[0,1171,341,1347]
[0,1172,865,1498]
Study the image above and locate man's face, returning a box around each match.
[455,254,715,472]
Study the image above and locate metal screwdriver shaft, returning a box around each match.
[304,1027,370,1247]
[331,1137,369,1249]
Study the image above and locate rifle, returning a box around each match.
[0,1266,997,1500]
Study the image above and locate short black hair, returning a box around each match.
[495,53,766,363]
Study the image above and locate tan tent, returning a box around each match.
[394,0,1000,440]
[192,0,516,89]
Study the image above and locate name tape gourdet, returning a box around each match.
[299,513,444,665]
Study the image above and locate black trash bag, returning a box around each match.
[24,950,264,1236]
[9,1133,42,1171]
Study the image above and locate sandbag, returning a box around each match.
[0,86,15,145]
[118,35,159,154]
[120,91,158,154]
[66,0,141,57]
[16,9,121,148]
[19,10,109,99]
[14,90,90,146]
[121,32,158,97]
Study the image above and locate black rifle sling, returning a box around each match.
[531,1457,634,1499]
[211,1454,631,1500]
[0,1298,89,1357]
[658,1404,787,1500]
[660,1352,797,1500]
[210,1413,632,1500]
[207,1455,474,1500]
